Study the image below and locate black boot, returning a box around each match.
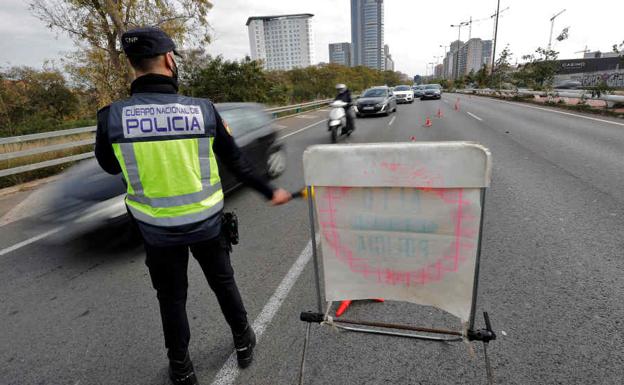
[233,325,256,369]
[169,352,199,385]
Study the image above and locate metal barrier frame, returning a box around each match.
[298,184,496,384]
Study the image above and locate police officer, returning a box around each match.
[94,27,291,385]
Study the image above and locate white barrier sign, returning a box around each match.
[303,142,491,322]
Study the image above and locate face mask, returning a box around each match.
[171,58,179,83]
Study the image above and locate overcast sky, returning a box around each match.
[1,0,622,76]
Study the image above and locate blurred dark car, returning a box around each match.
[421,84,442,100]
[355,86,397,117]
[37,103,286,238]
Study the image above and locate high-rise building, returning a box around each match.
[446,40,463,79]
[459,38,484,75]
[481,40,492,69]
[351,0,385,70]
[329,42,352,66]
[384,44,394,71]
[434,64,444,78]
[246,13,315,71]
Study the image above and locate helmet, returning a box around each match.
[335,83,347,92]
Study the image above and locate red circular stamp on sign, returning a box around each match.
[317,186,479,287]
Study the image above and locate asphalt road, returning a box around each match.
[1,95,624,385]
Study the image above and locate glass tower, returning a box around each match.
[351,0,384,70]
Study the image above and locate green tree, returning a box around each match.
[30,0,213,106]
[381,70,402,86]
[181,54,270,103]
[515,47,559,90]
[475,65,489,88]
[489,45,513,89]
[0,66,79,136]
[465,69,476,85]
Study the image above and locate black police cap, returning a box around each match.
[121,27,182,58]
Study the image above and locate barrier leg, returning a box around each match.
[298,322,312,385]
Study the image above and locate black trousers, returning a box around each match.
[343,107,355,134]
[144,234,248,361]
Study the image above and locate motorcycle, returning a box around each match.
[327,100,353,143]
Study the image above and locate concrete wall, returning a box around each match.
[554,70,624,89]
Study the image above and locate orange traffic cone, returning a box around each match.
[335,299,385,317]
[436,108,443,118]
[454,98,460,111]
[410,135,417,141]
[336,300,351,317]
[424,116,432,127]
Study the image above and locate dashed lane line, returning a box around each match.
[210,239,315,385]
[278,119,326,139]
[388,116,396,126]
[466,111,483,121]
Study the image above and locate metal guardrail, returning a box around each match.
[457,88,624,103]
[265,99,332,117]
[0,99,333,178]
[0,126,96,145]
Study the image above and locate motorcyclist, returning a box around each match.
[334,83,355,134]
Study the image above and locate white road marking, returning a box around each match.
[388,116,396,126]
[278,119,326,139]
[273,124,288,129]
[210,239,315,385]
[491,98,624,127]
[443,99,449,104]
[0,227,63,258]
[294,115,317,119]
[466,111,483,121]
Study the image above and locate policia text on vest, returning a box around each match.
[123,103,204,136]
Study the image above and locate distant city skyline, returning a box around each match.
[1,0,623,76]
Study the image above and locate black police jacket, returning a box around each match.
[334,90,353,106]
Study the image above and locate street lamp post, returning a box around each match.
[548,9,566,51]
[450,21,469,79]
[440,45,448,79]
[490,0,501,75]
